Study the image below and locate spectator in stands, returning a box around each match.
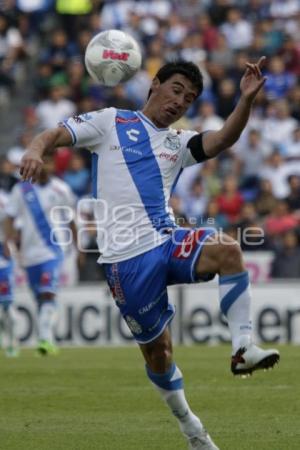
[183,176,208,225]
[259,18,284,56]
[264,199,298,239]
[279,35,300,76]
[65,58,89,104]
[40,28,78,73]
[192,100,224,133]
[208,32,234,70]
[261,99,298,147]
[201,198,228,230]
[0,13,25,103]
[235,128,271,193]
[259,149,300,199]
[216,174,244,223]
[285,175,300,212]
[287,84,300,122]
[255,178,277,217]
[107,84,136,110]
[220,8,253,51]
[63,151,90,198]
[216,78,236,119]
[36,78,76,129]
[264,56,296,100]
[270,229,300,278]
[282,128,300,160]
[201,159,222,198]
[197,13,219,52]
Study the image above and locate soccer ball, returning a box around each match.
[84,29,142,87]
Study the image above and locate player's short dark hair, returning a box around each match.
[148,60,203,99]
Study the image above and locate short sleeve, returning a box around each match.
[5,184,22,218]
[62,107,116,149]
[179,129,199,168]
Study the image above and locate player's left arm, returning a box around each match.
[20,126,73,183]
[190,57,267,161]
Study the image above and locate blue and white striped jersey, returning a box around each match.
[64,108,199,263]
[6,178,75,267]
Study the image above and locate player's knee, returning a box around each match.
[218,234,244,272]
[146,341,173,373]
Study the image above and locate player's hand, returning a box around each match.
[240,56,267,102]
[20,150,43,183]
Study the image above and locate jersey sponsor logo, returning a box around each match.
[138,289,166,315]
[124,315,142,335]
[116,116,140,124]
[102,50,129,61]
[164,133,181,151]
[158,152,178,163]
[126,128,140,142]
[173,229,205,259]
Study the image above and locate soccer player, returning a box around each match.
[5,158,76,355]
[0,188,19,357]
[19,58,279,449]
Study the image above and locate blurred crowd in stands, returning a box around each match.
[1,0,300,279]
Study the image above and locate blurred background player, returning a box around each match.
[0,188,19,357]
[4,157,76,355]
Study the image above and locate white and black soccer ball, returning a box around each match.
[84,29,142,87]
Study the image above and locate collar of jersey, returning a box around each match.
[137,111,169,132]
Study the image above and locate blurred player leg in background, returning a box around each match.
[0,258,19,357]
[26,258,61,355]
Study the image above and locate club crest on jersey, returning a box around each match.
[164,133,181,151]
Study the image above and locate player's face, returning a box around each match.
[150,74,198,127]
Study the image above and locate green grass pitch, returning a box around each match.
[0,345,299,450]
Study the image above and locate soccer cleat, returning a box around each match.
[231,336,280,376]
[36,340,59,356]
[187,428,220,450]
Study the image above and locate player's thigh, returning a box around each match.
[167,228,216,284]
[26,258,62,299]
[195,232,243,277]
[103,246,174,344]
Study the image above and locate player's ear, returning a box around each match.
[151,77,161,94]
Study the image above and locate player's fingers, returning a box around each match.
[22,161,37,182]
[256,76,267,91]
[20,161,31,181]
[246,62,260,79]
[257,56,266,68]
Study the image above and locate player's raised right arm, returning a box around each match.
[20,126,72,183]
